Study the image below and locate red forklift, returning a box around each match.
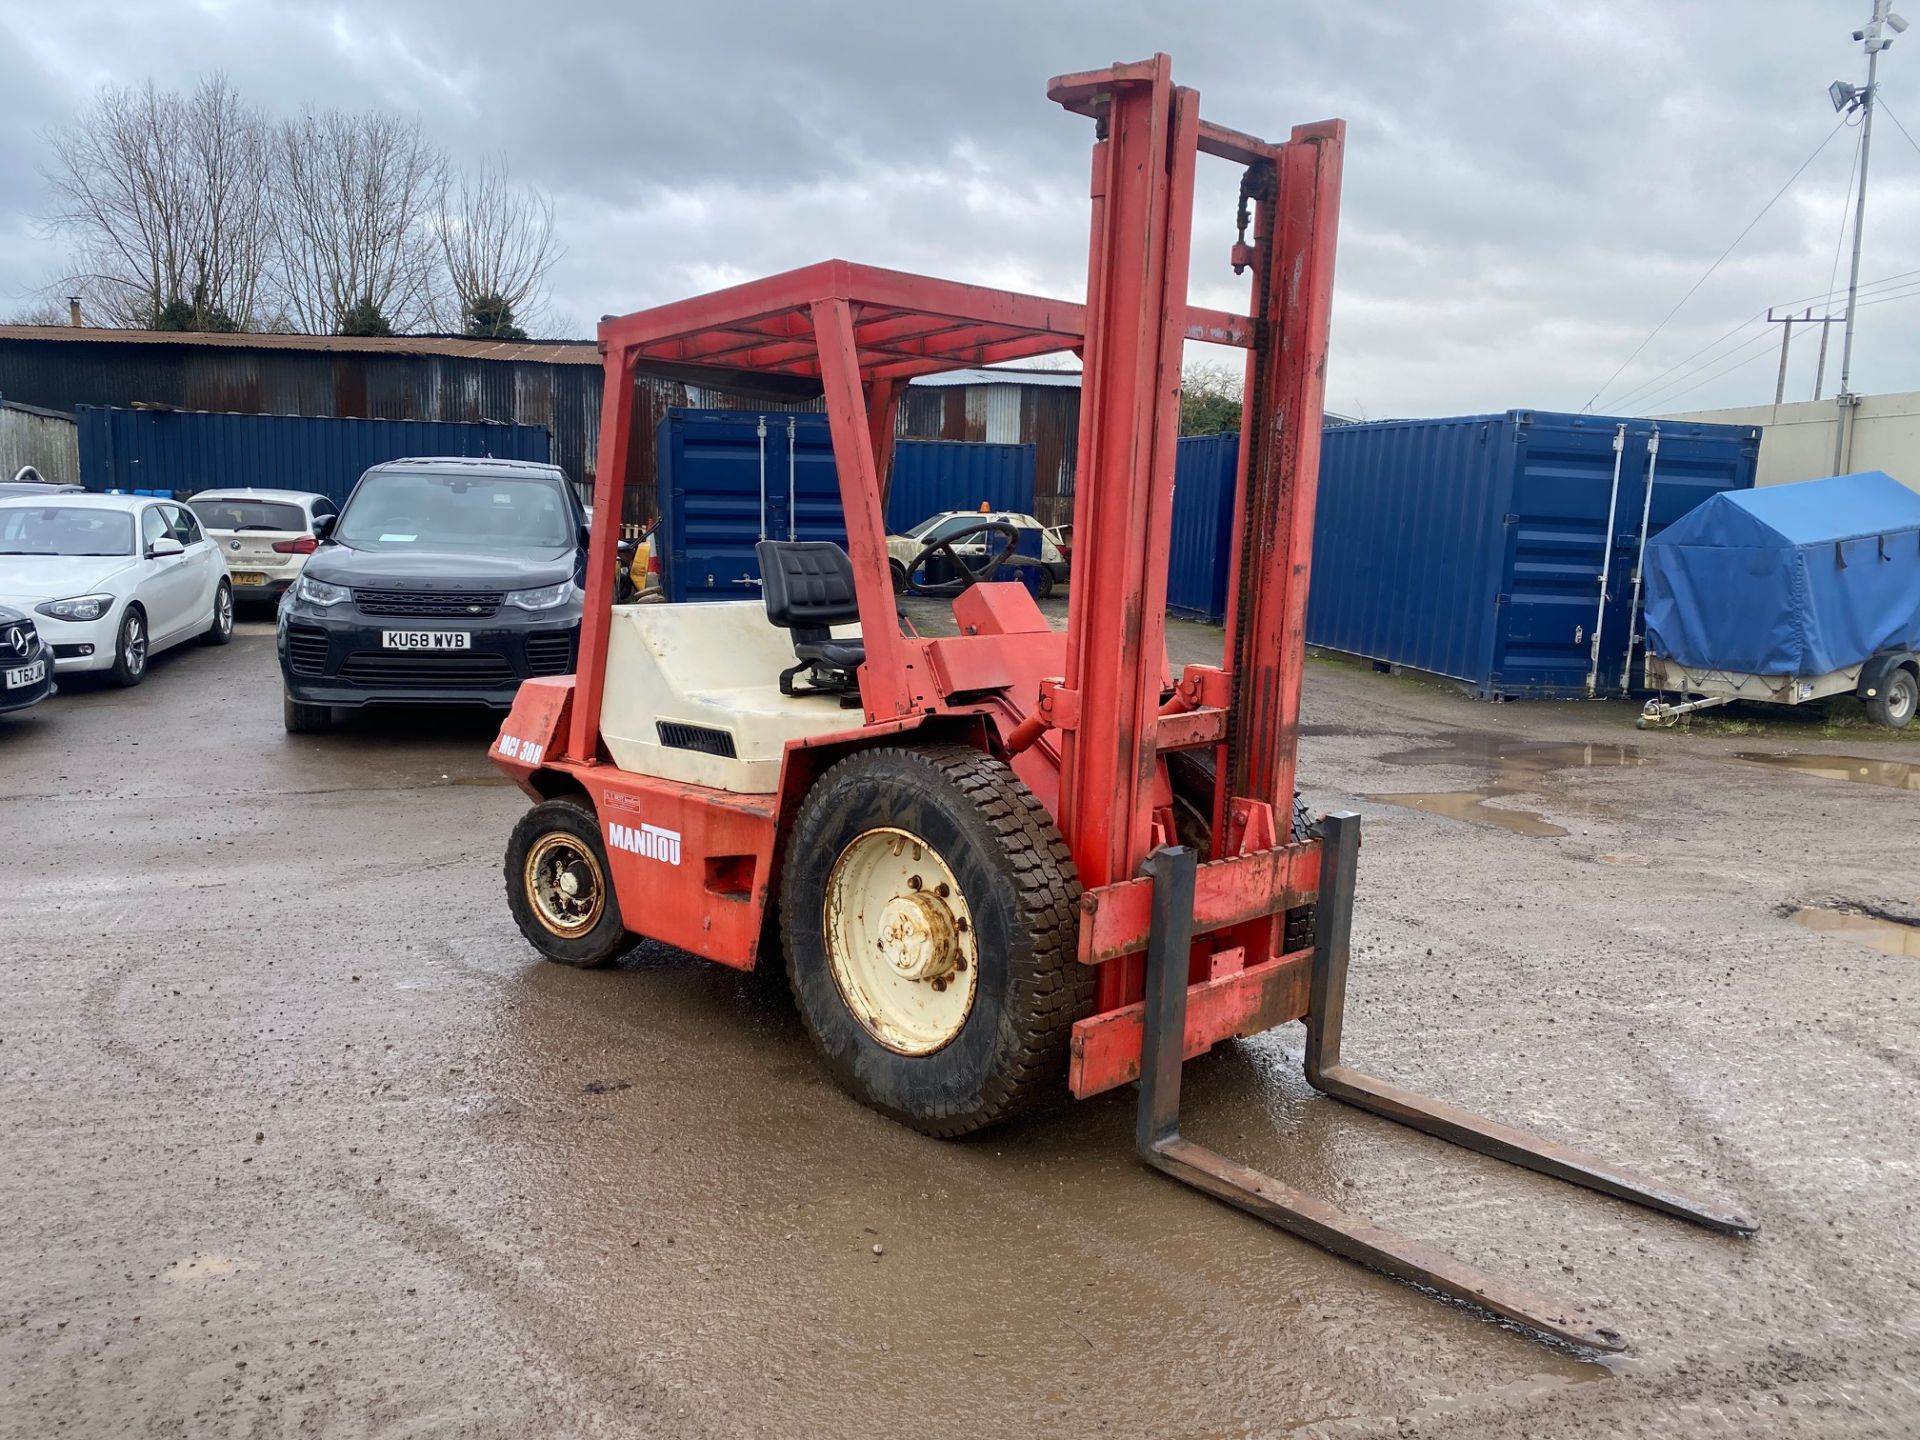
[490,55,1753,1350]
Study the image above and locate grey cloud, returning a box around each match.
[0,0,1913,417]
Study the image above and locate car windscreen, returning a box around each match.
[0,506,136,557]
[190,499,307,532]
[903,514,954,540]
[332,473,573,553]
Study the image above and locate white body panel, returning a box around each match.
[599,601,860,793]
[0,495,225,671]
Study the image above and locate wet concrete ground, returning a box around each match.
[2,606,1917,1438]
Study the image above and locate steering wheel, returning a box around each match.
[902,521,1020,596]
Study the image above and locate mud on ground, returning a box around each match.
[1,607,1916,1438]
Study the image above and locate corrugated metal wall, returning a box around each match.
[0,402,79,486]
[0,335,1085,532]
[896,382,1077,526]
[1167,434,1240,622]
[885,440,1035,531]
[74,407,553,506]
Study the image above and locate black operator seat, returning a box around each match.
[755,540,865,695]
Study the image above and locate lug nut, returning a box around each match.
[907,875,922,891]
[935,882,950,898]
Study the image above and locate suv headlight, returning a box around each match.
[36,593,114,623]
[293,573,351,607]
[504,580,579,611]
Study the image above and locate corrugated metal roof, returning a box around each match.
[910,367,1082,388]
[0,325,600,365]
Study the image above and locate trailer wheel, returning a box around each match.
[1866,665,1917,730]
[1166,749,1318,953]
[781,744,1088,1136]
[505,796,630,968]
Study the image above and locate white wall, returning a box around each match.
[1661,390,1920,491]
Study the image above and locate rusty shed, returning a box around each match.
[0,327,1087,525]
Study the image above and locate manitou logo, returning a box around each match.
[608,820,682,866]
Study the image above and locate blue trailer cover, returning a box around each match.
[1644,471,1920,674]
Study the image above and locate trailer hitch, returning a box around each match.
[1134,814,1756,1353]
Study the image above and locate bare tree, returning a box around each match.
[434,157,561,338]
[272,108,445,334]
[41,76,273,329]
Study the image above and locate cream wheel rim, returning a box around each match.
[525,831,607,938]
[823,827,979,1055]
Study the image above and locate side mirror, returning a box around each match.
[148,536,185,559]
[616,538,637,561]
[311,513,337,541]
[577,522,592,550]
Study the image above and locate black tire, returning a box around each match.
[109,606,147,688]
[781,743,1089,1136]
[1030,565,1055,600]
[202,580,234,645]
[1866,665,1917,730]
[1165,749,1317,953]
[889,560,909,595]
[504,796,630,968]
[282,689,332,734]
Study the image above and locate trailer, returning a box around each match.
[1639,471,1920,729]
[488,55,1753,1352]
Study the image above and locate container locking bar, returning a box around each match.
[1135,813,1756,1353]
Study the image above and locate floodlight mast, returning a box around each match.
[1833,0,1903,468]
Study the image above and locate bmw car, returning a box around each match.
[188,488,337,607]
[0,493,234,687]
[0,605,54,713]
[277,457,587,733]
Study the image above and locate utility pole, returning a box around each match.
[1830,0,1906,469]
[1767,307,1801,405]
[1768,307,1843,403]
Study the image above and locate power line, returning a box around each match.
[1637,282,1920,413]
[1633,327,1788,413]
[1875,94,1920,160]
[1584,115,1849,412]
[1605,266,1919,414]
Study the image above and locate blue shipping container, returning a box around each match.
[1307,410,1760,698]
[1167,433,1240,622]
[656,410,1038,602]
[886,440,1035,532]
[76,407,553,508]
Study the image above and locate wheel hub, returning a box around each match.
[877,891,960,981]
[823,827,979,1054]
[525,833,606,938]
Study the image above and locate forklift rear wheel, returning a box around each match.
[1866,665,1917,729]
[1166,749,1317,953]
[781,744,1089,1136]
[505,796,630,968]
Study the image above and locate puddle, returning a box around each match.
[1793,907,1920,957]
[1735,753,1918,791]
[1362,790,1567,837]
[1382,737,1655,774]
[1366,735,1653,837]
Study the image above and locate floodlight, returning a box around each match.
[1830,78,1858,109]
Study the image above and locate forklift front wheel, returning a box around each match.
[505,797,630,968]
[781,744,1089,1136]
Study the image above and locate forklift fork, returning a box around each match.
[1135,813,1757,1352]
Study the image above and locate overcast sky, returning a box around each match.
[1,0,1915,419]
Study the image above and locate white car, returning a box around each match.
[186,488,337,606]
[886,510,1070,597]
[0,493,234,687]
